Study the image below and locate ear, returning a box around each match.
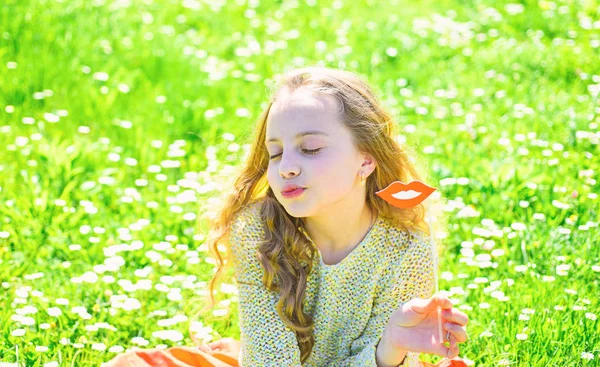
[360,152,377,176]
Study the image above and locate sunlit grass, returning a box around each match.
[0,0,599,365]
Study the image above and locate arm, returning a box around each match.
[229,203,302,367]
[324,230,435,367]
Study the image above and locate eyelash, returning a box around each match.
[269,148,321,160]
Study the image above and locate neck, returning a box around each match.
[301,202,375,255]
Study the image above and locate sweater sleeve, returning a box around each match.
[228,202,303,367]
[324,230,436,367]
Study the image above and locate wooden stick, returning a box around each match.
[424,198,444,344]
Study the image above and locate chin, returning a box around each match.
[278,201,313,219]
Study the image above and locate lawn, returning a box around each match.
[0,0,598,365]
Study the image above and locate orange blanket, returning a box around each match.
[103,345,240,367]
[103,344,470,367]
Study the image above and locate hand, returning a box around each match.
[196,337,241,355]
[383,293,469,359]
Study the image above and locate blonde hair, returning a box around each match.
[194,66,446,363]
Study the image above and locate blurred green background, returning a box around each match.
[0,0,599,365]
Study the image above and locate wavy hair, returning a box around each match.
[195,66,447,363]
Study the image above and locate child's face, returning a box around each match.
[265,89,368,218]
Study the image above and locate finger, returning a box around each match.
[411,294,452,314]
[435,337,459,359]
[208,340,222,349]
[441,308,469,326]
[446,338,460,359]
[443,322,468,343]
[197,345,212,352]
[435,293,453,309]
[408,297,431,314]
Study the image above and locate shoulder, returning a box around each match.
[230,200,266,238]
[227,201,266,262]
[227,201,270,285]
[380,218,430,254]
[381,218,432,266]
[375,219,436,299]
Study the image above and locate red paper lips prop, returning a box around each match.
[375,180,437,209]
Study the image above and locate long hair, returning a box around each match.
[194,66,447,363]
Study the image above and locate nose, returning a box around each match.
[279,151,301,179]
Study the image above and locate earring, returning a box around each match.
[360,171,366,186]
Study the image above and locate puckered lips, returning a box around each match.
[375,180,437,209]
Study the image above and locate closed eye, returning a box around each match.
[269,148,321,160]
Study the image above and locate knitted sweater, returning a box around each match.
[228,201,436,367]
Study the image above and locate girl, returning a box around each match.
[105,66,469,367]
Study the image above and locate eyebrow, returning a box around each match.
[266,130,329,143]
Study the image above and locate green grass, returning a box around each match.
[1,0,599,365]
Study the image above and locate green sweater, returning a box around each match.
[229,201,435,366]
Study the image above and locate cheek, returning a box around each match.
[314,157,355,190]
[266,166,277,186]
[309,159,331,177]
